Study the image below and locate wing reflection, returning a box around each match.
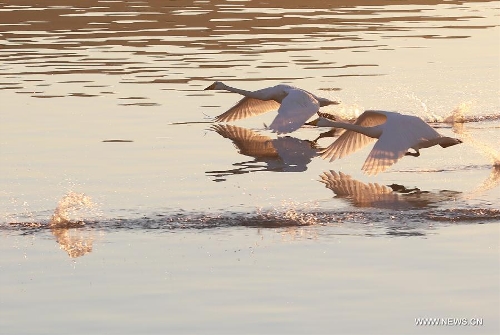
[319,170,460,209]
[207,124,321,180]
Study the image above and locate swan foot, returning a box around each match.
[405,150,420,157]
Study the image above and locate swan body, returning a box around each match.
[205,81,340,134]
[321,110,462,175]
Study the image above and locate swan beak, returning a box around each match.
[204,82,217,90]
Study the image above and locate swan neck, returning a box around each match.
[330,122,381,138]
[419,136,462,149]
[220,83,255,97]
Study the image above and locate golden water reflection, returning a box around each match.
[320,170,461,209]
[206,124,321,180]
[1,0,496,93]
[48,192,98,258]
[49,225,93,258]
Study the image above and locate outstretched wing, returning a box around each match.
[215,97,280,122]
[268,89,320,134]
[361,131,411,175]
[321,110,387,162]
[361,112,440,175]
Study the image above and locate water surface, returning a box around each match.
[1,1,499,334]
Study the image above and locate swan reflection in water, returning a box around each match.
[207,124,322,181]
[319,170,461,210]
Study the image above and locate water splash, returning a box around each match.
[406,92,437,121]
[464,166,500,199]
[50,192,99,227]
[453,123,500,167]
[49,192,100,258]
[313,99,498,125]
[332,104,363,121]
[413,100,500,123]
[257,200,320,226]
[444,102,470,123]
[5,192,100,258]
[443,116,499,197]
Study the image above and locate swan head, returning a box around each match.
[204,81,225,90]
[440,137,463,148]
[318,97,340,107]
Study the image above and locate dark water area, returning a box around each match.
[1,0,499,88]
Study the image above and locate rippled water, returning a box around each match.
[1,1,499,334]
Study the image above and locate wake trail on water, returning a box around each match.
[416,101,500,123]
[4,195,500,236]
[5,192,101,258]
[321,101,499,126]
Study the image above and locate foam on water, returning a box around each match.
[5,192,100,228]
[422,101,500,124]
[465,166,500,199]
[454,124,500,167]
[5,197,499,235]
[50,192,99,227]
[2,184,498,258]
[315,100,500,126]
[6,192,101,258]
[256,200,320,226]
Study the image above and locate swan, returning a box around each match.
[204,81,340,134]
[321,110,463,175]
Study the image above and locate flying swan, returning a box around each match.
[204,81,340,134]
[321,110,463,175]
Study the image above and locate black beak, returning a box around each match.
[204,82,216,90]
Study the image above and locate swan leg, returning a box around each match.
[313,129,336,143]
[405,149,420,157]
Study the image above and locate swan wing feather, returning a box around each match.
[361,113,440,175]
[215,97,280,122]
[321,110,387,161]
[268,89,320,134]
[361,130,411,175]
